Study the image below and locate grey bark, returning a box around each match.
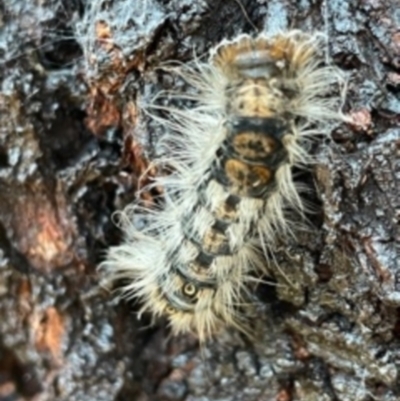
[0,0,399,400]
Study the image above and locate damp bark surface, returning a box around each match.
[0,1,399,400]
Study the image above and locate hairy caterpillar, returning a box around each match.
[100,31,346,342]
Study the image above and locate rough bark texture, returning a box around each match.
[0,0,399,400]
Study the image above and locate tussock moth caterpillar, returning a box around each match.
[100,30,346,342]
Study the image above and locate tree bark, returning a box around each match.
[0,0,399,400]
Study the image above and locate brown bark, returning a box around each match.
[0,0,399,400]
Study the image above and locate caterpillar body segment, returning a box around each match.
[100,31,346,342]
